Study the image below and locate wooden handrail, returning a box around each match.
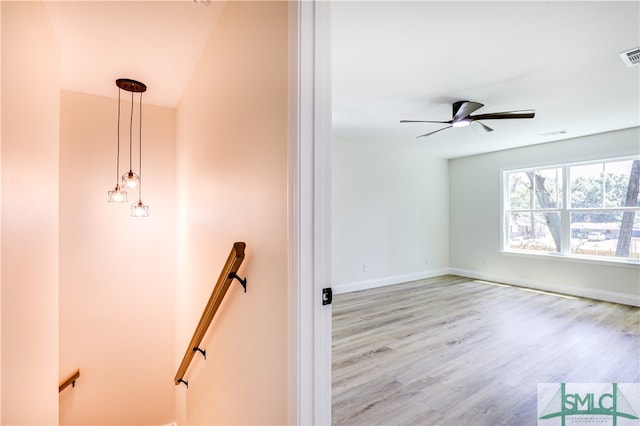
[59,369,80,393]
[174,242,246,386]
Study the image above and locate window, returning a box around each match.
[503,157,640,262]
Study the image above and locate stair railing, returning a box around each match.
[59,369,80,392]
[174,241,247,387]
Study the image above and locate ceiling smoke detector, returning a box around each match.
[620,47,640,67]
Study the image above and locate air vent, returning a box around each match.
[541,129,567,137]
[620,47,640,67]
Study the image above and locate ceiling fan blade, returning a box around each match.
[400,120,451,124]
[472,120,493,133]
[471,110,535,120]
[453,101,484,121]
[416,126,452,138]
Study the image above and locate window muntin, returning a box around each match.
[504,157,640,262]
[508,168,562,210]
[569,160,640,209]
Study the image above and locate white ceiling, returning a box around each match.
[332,1,640,158]
[43,1,639,158]
[43,0,225,108]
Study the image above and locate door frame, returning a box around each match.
[288,1,333,424]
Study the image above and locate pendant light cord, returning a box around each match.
[116,88,121,183]
[129,90,134,172]
[138,92,143,200]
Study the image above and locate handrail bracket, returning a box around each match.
[228,272,247,293]
[193,347,206,360]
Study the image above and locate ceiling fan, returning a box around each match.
[400,101,535,138]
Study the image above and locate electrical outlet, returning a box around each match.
[363,263,368,272]
[424,257,429,264]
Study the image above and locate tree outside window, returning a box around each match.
[504,157,640,261]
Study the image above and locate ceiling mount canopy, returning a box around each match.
[116,78,147,93]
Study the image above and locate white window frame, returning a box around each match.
[501,156,640,265]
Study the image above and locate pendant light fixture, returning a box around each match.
[120,79,144,190]
[130,88,149,217]
[107,85,127,203]
[108,78,149,217]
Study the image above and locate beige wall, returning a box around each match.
[1,2,61,424]
[1,3,3,419]
[2,1,290,424]
[58,91,176,424]
[175,1,289,424]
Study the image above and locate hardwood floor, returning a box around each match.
[332,275,640,425]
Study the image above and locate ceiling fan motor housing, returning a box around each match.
[453,100,467,116]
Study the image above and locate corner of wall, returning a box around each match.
[1,1,60,423]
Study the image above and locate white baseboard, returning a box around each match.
[448,267,640,307]
[332,268,450,295]
[332,268,640,307]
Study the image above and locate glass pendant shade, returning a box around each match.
[131,200,149,217]
[108,185,127,203]
[122,170,140,189]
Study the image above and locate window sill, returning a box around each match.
[500,249,640,269]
